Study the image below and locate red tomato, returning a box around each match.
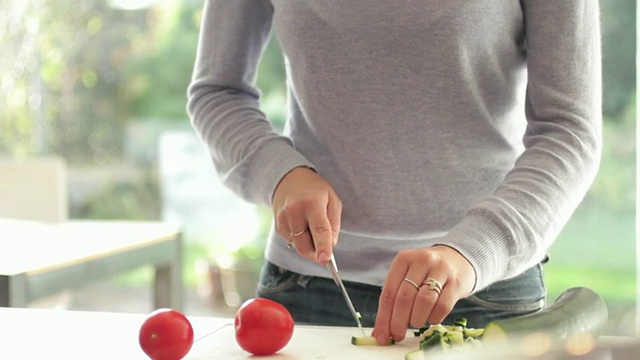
[139,308,194,360]
[234,297,294,355]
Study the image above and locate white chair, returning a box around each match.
[0,156,73,308]
[0,156,69,223]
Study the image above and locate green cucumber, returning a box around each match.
[417,324,448,339]
[419,330,445,350]
[407,317,484,358]
[447,330,464,344]
[453,317,468,327]
[483,287,608,343]
[351,336,395,346]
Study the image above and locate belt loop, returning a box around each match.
[297,276,312,288]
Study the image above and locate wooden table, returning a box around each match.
[0,308,638,360]
[0,219,183,310]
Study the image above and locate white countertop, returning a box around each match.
[1,307,638,359]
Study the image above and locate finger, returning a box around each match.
[326,192,342,246]
[372,255,409,344]
[410,276,444,328]
[274,207,291,246]
[372,287,397,344]
[287,227,317,261]
[306,202,333,264]
[280,198,312,254]
[389,267,425,342]
[292,232,316,260]
[428,281,457,325]
[288,219,309,250]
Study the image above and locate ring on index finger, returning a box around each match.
[423,278,443,295]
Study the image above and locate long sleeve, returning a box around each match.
[187,0,314,206]
[442,1,602,292]
[187,0,604,289]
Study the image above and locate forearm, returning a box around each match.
[443,0,602,292]
[187,0,313,205]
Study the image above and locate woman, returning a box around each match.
[187,1,602,345]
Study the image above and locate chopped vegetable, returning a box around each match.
[351,336,395,346]
[404,349,426,360]
[453,318,467,327]
[404,287,608,359]
[405,317,484,359]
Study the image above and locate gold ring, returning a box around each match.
[403,278,420,291]
[423,278,443,295]
[291,229,307,237]
[287,241,295,249]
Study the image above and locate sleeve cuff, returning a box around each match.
[241,138,316,206]
[436,214,512,293]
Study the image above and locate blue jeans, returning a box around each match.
[256,261,547,329]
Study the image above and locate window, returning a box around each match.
[1,1,636,335]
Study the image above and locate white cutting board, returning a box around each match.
[188,324,426,360]
[186,322,640,360]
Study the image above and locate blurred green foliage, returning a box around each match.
[600,0,636,119]
[588,98,636,213]
[73,169,161,220]
[2,1,148,161]
[123,3,202,120]
[1,0,633,160]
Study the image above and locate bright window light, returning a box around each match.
[108,0,163,10]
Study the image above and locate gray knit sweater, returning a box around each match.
[187,0,602,292]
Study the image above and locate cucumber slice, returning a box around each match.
[446,330,464,344]
[404,349,426,360]
[453,317,468,327]
[419,324,448,339]
[419,330,444,350]
[483,287,608,343]
[443,325,464,333]
[350,336,395,346]
[462,327,484,338]
[408,317,482,358]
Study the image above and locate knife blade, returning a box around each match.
[326,254,366,337]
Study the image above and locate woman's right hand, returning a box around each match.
[272,167,342,265]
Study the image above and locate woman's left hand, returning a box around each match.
[371,245,476,344]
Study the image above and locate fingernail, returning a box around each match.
[318,251,329,263]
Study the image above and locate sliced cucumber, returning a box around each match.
[447,330,464,344]
[443,325,464,333]
[418,324,448,339]
[483,287,608,343]
[404,349,426,360]
[419,330,445,350]
[351,336,395,346]
[453,317,468,327]
[463,327,484,338]
[406,317,486,359]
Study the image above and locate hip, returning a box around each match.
[256,260,547,328]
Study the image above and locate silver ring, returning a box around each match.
[423,278,443,295]
[403,278,420,291]
[291,229,307,237]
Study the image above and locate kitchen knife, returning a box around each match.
[326,254,366,337]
